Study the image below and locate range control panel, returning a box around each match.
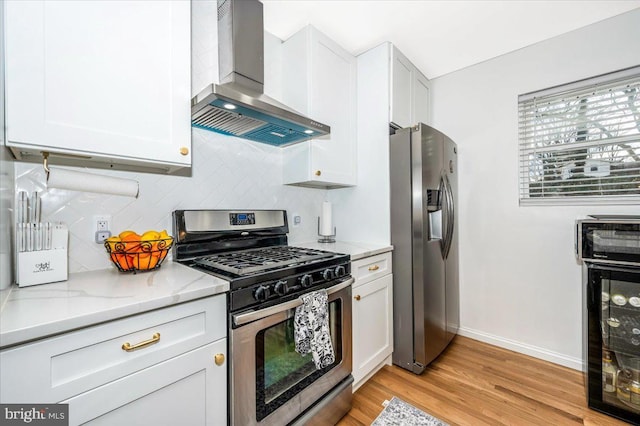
[230,212,256,226]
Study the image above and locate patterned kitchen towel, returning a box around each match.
[294,289,335,369]
[371,397,449,426]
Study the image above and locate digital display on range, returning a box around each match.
[230,212,255,226]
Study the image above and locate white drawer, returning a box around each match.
[0,294,226,403]
[352,252,392,288]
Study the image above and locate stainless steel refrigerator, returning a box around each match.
[389,123,459,374]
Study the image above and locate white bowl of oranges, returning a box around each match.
[104,230,174,272]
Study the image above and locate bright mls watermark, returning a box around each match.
[1,404,68,425]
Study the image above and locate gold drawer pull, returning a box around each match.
[368,265,380,271]
[179,147,189,156]
[122,332,161,352]
[354,295,361,301]
[215,353,225,366]
[315,170,322,176]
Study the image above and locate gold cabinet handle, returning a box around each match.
[315,170,322,176]
[214,353,225,366]
[354,295,361,301]
[179,147,189,156]
[122,332,161,352]
[368,265,380,271]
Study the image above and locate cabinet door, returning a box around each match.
[62,339,227,426]
[281,26,357,188]
[0,295,226,404]
[5,1,191,170]
[352,274,393,387]
[390,48,412,129]
[308,32,357,186]
[412,71,431,125]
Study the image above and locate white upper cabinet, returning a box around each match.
[390,49,413,129]
[413,71,431,125]
[4,1,191,173]
[390,46,431,129]
[281,26,357,189]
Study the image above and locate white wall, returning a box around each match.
[431,9,640,369]
[12,0,326,274]
[328,43,391,245]
[1,0,16,290]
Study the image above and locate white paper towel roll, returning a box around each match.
[320,201,333,236]
[47,167,139,197]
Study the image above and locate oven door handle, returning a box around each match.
[233,277,354,327]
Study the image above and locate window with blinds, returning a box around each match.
[518,66,640,205]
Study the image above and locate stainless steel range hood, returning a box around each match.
[191,0,330,147]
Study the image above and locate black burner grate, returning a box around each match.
[194,246,333,275]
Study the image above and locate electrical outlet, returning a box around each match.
[93,215,112,243]
[95,231,111,244]
[292,214,302,227]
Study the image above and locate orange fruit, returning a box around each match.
[140,231,160,255]
[141,230,161,241]
[148,256,159,269]
[133,255,159,270]
[121,233,141,253]
[113,254,132,271]
[118,230,137,239]
[105,236,122,252]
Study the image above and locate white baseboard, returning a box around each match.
[458,326,584,371]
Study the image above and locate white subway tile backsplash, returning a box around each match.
[15,132,327,273]
[14,1,326,274]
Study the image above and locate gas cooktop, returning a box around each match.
[172,209,352,312]
[194,245,335,276]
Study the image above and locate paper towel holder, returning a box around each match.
[317,217,336,243]
[42,152,140,198]
[43,151,51,175]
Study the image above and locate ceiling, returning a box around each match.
[262,1,640,79]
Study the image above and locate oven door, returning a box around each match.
[230,278,353,426]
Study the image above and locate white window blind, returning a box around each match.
[518,66,640,205]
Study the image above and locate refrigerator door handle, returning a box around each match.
[443,174,455,259]
[439,175,449,257]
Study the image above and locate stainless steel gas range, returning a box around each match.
[172,209,354,426]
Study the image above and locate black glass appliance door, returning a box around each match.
[587,263,640,424]
[255,299,342,421]
[580,222,640,264]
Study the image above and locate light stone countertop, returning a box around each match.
[0,241,390,349]
[295,240,393,260]
[0,261,228,349]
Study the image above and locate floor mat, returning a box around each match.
[371,397,449,426]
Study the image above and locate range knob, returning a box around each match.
[322,269,335,281]
[254,285,271,302]
[300,274,313,288]
[274,280,289,296]
[334,265,346,278]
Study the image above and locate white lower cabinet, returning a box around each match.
[0,295,227,426]
[351,252,393,390]
[62,339,226,426]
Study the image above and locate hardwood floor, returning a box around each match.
[337,336,631,425]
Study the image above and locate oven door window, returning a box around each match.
[255,299,342,421]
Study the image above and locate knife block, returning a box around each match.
[16,225,68,287]
[17,249,68,287]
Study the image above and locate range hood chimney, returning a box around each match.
[191,0,330,147]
